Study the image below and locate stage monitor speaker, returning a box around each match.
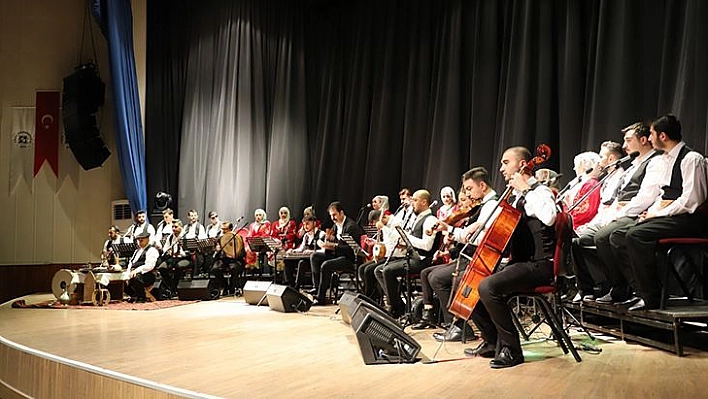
[266,284,313,313]
[351,301,421,365]
[338,292,381,325]
[177,279,217,301]
[243,280,272,305]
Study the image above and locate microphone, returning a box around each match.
[235,216,244,223]
[603,151,639,171]
[430,200,438,208]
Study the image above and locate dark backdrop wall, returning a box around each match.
[145,0,708,226]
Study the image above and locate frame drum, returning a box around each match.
[51,269,81,301]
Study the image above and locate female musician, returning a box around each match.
[271,206,297,250]
[431,188,468,265]
[567,152,602,232]
[437,186,457,221]
[245,208,271,268]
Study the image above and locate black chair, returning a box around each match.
[656,237,708,309]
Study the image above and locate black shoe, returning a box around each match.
[433,325,477,342]
[411,308,436,330]
[464,341,495,358]
[306,288,318,295]
[619,296,641,306]
[490,346,524,369]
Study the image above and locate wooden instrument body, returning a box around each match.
[448,201,521,320]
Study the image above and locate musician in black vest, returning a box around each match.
[157,219,193,298]
[102,225,131,270]
[154,208,175,250]
[571,122,661,303]
[619,115,708,311]
[125,232,160,302]
[284,216,324,289]
[415,168,498,342]
[374,189,439,318]
[310,202,366,306]
[466,146,557,368]
[124,210,156,243]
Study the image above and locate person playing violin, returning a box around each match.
[464,146,557,368]
[413,167,499,341]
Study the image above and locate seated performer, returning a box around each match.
[595,141,626,213]
[309,202,365,305]
[567,151,602,232]
[125,232,160,302]
[183,209,207,239]
[245,208,271,268]
[211,221,245,296]
[368,195,390,225]
[205,211,222,239]
[156,220,193,298]
[154,208,175,250]
[358,210,406,303]
[392,188,413,220]
[297,206,321,239]
[465,146,557,368]
[374,189,439,318]
[415,167,499,343]
[124,210,156,243]
[437,186,457,221]
[283,215,325,289]
[101,225,131,271]
[271,206,297,250]
[615,114,707,311]
[577,122,661,303]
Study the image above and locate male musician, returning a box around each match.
[374,190,439,318]
[156,220,193,298]
[358,210,405,303]
[183,209,207,239]
[616,115,707,311]
[154,208,175,249]
[414,167,498,342]
[596,141,626,211]
[465,146,557,368]
[283,216,324,289]
[211,221,244,296]
[205,211,222,238]
[570,122,659,302]
[309,202,365,306]
[392,188,413,219]
[102,225,131,270]
[124,210,156,243]
[125,232,160,302]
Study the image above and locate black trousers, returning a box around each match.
[624,213,705,303]
[211,256,243,293]
[310,252,355,302]
[358,258,396,301]
[374,257,430,316]
[471,260,553,354]
[126,271,157,300]
[593,217,637,292]
[420,261,456,323]
[283,258,310,289]
[571,224,607,295]
[157,258,192,296]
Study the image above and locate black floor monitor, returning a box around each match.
[351,301,421,364]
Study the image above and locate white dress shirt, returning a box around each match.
[647,142,708,217]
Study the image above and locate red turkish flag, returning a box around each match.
[34,91,60,177]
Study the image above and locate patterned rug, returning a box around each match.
[11,299,199,311]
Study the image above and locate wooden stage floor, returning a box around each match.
[2,293,708,398]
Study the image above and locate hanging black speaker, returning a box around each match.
[62,63,110,170]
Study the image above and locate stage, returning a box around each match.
[2,293,708,399]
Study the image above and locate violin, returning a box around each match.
[426,198,482,235]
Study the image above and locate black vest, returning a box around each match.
[662,145,692,200]
[410,212,439,258]
[130,244,155,269]
[616,151,661,202]
[510,195,556,261]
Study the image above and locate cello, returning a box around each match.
[448,144,551,321]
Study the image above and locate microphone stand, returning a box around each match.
[566,167,619,212]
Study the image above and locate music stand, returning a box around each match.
[341,234,369,293]
[113,242,137,259]
[181,238,199,252]
[394,226,421,327]
[196,238,216,253]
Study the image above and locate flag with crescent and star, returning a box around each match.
[34,91,60,177]
[10,107,35,194]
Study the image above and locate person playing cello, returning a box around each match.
[464,146,557,368]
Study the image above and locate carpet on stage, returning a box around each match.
[11,298,199,311]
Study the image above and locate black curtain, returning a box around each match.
[146,0,708,225]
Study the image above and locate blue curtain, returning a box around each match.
[91,0,147,214]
